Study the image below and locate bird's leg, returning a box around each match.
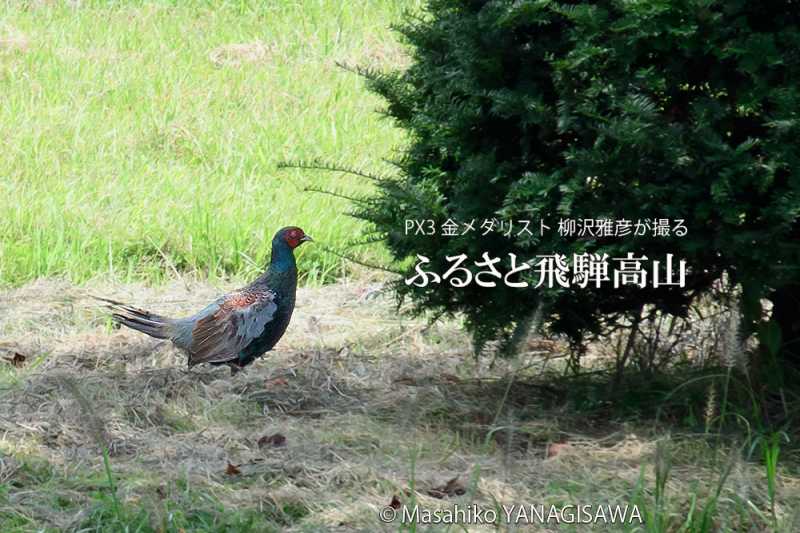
[228,362,244,376]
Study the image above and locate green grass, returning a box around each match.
[0,0,413,287]
[0,459,289,533]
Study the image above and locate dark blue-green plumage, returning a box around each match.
[100,226,312,371]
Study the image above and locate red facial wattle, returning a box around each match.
[284,229,310,249]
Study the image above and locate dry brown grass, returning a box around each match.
[208,41,273,68]
[0,278,798,531]
[0,26,29,55]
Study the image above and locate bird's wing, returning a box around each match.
[187,287,278,366]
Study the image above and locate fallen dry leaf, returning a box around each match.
[547,442,572,458]
[3,352,26,367]
[225,462,241,476]
[265,377,288,388]
[527,338,559,352]
[427,476,466,499]
[472,413,492,425]
[258,433,287,448]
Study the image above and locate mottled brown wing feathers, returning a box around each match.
[187,288,277,366]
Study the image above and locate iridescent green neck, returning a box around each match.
[268,239,296,273]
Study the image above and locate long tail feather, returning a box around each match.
[93,296,173,339]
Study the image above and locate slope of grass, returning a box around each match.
[0,0,413,287]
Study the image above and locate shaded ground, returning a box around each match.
[1,279,799,531]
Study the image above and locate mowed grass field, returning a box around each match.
[0,0,413,287]
[1,280,799,532]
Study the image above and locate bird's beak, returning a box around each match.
[300,235,314,243]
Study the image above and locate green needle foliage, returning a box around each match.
[357,0,800,366]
